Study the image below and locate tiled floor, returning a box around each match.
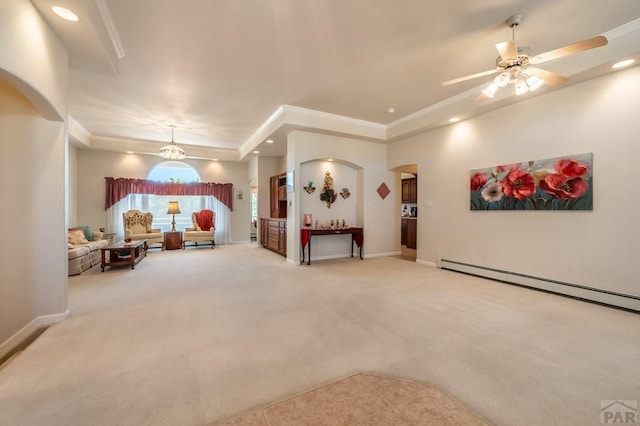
[217,373,488,425]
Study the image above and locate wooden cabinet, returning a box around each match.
[163,231,182,250]
[401,218,417,249]
[401,177,418,203]
[270,173,287,218]
[406,218,417,249]
[401,180,411,203]
[401,218,408,246]
[260,217,287,257]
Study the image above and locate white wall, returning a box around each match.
[298,161,359,260]
[0,0,68,357]
[287,131,399,262]
[388,66,640,297]
[0,1,68,120]
[75,150,251,242]
[68,145,78,226]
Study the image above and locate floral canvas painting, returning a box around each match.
[470,153,593,210]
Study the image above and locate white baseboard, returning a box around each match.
[0,310,69,360]
[416,259,437,268]
[439,259,640,312]
[367,251,401,258]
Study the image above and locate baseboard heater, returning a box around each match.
[439,259,640,313]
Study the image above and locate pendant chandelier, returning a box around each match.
[159,125,186,160]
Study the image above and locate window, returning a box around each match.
[146,162,202,231]
[148,161,200,183]
[250,186,258,224]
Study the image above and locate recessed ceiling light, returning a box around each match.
[52,6,79,22]
[612,59,635,69]
[387,108,395,114]
[266,139,274,144]
[449,117,460,123]
[253,150,260,154]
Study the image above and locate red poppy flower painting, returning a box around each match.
[501,170,535,199]
[470,173,488,191]
[470,153,592,210]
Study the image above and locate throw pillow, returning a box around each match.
[68,229,89,245]
[70,226,93,241]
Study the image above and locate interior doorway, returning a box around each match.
[396,164,418,262]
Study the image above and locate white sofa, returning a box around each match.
[68,228,109,276]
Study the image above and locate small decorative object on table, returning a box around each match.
[303,213,313,227]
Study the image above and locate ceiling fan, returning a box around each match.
[441,14,608,100]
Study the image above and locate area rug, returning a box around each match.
[216,373,489,425]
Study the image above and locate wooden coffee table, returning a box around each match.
[100,240,148,271]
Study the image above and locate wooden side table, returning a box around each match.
[164,231,183,250]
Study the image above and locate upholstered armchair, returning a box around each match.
[123,210,164,249]
[183,209,215,249]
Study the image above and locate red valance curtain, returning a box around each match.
[105,178,234,211]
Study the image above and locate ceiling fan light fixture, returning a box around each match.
[526,74,544,92]
[493,72,510,88]
[482,83,498,98]
[159,125,186,160]
[515,79,529,96]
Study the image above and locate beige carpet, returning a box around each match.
[216,373,487,425]
[1,243,639,425]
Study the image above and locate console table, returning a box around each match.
[300,227,363,265]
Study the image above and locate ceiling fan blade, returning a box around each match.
[441,69,497,86]
[531,35,608,64]
[496,41,518,60]
[527,67,568,86]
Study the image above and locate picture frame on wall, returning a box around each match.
[470,152,593,211]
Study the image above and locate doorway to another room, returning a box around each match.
[398,165,418,262]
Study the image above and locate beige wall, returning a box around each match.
[0,0,68,357]
[67,145,78,226]
[388,66,640,297]
[287,131,399,262]
[75,150,252,242]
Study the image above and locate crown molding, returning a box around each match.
[95,0,125,60]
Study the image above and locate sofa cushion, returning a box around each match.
[68,246,90,260]
[86,239,109,251]
[130,231,162,240]
[68,229,89,245]
[69,225,93,241]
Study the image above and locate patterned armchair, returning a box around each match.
[183,209,215,249]
[123,210,164,249]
